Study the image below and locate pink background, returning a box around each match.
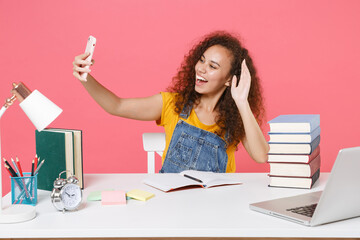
[1,0,359,195]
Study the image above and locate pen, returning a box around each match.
[33,159,45,175]
[31,159,35,176]
[15,156,24,177]
[184,174,203,183]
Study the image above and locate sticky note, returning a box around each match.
[126,189,155,201]
[101,190,126,205]
[87,191,103,201]
[87,189,114,201]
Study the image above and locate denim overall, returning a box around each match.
[160,104,228,173]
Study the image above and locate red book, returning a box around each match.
[267,146,320,163]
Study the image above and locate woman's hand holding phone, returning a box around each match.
[73,35,96,82]
[73,52,93,82]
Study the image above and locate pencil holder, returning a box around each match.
[11,172,38,206]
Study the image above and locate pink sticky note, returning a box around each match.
[101,190,126,205]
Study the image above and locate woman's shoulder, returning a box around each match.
[157,92,180,126]
[160,92,179,105]
[160,91,178,99]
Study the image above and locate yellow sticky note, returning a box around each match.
[126,189,155,201]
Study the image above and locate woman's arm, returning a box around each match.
[73,53,162,121]
[237,101,269,163]
[231,60,269,163]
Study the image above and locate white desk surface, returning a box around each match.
[1,173,360,238]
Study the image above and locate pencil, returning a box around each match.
[11,158,21,177]
[31,159,35,176]
[12,158,30,198]
[34,154,38,171]
[2,157,18,177]
[4,164,14,177]
[6,164,31,200]
[15,157,24,177]
[33,159,45,175]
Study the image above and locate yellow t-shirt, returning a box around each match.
[156,92,236,173]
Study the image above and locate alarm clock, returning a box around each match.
[51,170,82,212]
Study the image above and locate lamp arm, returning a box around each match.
[0,106,7,119]
[0,95,16,119]
[0,81,32,119]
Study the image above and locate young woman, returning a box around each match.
[72,31,269,173]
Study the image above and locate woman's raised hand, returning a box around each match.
[72,52,93,82]
[230,59,251,106]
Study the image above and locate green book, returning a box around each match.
[35,129,78,191]
[50,128,84,189]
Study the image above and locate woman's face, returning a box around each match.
[194,44,233,96]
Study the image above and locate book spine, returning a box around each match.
[310,169,320,187]
[308,154,321,176]
[268,169,320,189]
[80,131,84,189]
[310,135,321,154]
[269,154,320,177]
[267,146,320,163]
[310,126,321,141]
[309,115,320,132]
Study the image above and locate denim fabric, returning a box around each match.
[160,104,228,173]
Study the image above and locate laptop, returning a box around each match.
[250,147,360,226]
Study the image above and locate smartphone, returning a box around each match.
[81,35,96,81]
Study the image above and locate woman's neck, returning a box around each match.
[197,89,226,113]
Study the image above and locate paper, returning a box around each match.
[87,190,103,201]
[101,190,126,205]
[126,189,155,201]
[87,189,114,201]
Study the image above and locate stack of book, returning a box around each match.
[267,114,320,189]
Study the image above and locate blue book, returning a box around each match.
[268,135,320,155]
[268,114,320,133]
[268,126,321,143]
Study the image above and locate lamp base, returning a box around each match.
[0,205,36,223]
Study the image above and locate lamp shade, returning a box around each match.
[19,90,63,131]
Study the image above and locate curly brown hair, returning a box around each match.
[167,31,265,148]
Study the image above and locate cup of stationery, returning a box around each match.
[11,172,38,206]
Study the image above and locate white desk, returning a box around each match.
[0,173,360,239]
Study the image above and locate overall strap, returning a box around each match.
[224,131,230,148]
[179,102,193,119]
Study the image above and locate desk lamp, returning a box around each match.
[0,82,62,223]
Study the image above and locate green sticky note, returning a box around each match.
[87,189,114,201]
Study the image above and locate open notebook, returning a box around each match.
[143,170,242,192]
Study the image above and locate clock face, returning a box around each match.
[60,183,82,210]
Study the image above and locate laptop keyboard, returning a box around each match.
[286,203,317,217]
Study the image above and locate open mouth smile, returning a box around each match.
[196,75,208,85]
